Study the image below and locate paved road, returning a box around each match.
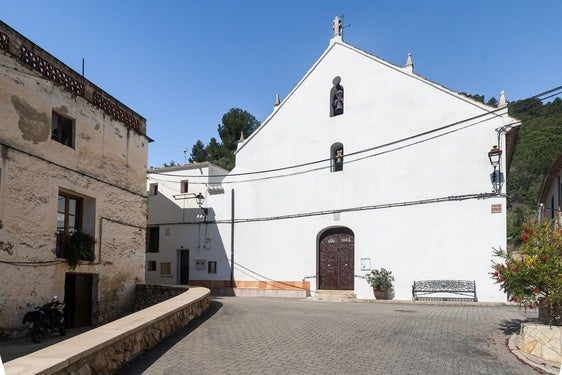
[116,298,541,375]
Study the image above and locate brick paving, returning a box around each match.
[116,297,542,375]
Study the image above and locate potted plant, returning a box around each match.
[59,231,96,268]
[365,268,394,300]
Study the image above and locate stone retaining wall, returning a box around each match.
[519,323,562,364]
[133,284,190,310]
[5,287,210,375]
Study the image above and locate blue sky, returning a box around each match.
[2,1,561,168]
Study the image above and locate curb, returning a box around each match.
[508,334,561,374]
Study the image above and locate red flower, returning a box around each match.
[521,234,529,242]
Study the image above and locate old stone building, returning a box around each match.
[0,21,149,336]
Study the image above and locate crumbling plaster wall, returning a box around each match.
[0,52,148,331]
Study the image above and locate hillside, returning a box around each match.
[507,97,562,244]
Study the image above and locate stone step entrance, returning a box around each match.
[312,290,357,302]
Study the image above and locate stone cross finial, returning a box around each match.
[333,16,342,37]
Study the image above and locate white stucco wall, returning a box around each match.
[146,164,229,286]
[205,39,516,302]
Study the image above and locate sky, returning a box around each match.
[2,1,561,168]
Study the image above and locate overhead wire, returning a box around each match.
[147,192,498,226]
[149,85,562,182]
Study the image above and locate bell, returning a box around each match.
[334,100,343,115]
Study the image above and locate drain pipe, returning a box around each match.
[230,189,235,288]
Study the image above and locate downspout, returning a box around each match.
[230,189,235,288]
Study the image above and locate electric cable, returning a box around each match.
[146,192,499,226]
[149,85,562,180]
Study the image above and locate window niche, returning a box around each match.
[146,226,160,253]
[160,262,172,276]
[51,111,75,148]
[331,143,344,172]
[330,77,344,117]
[180,180,189,193]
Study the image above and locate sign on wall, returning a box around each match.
[360,258,371,271]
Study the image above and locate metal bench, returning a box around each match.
[412,280,477,302]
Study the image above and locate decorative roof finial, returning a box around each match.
[499,90,507,107]
[274,93,280,107]
[333,16,343,38]
[404,52,414,73]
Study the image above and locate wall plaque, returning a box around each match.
[491,204,502,214]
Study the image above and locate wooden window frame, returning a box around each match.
[57,192,83,233]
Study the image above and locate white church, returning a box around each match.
[147,17,520,302]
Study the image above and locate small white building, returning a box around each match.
[149,18,521,302]
[146,163,228,287]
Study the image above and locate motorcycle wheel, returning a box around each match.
[31,329,45,343]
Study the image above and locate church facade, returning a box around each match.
[150,18,520,302]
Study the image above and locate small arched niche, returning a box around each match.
[330,76,344,117]
[330,143,344,172]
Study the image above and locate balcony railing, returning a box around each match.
[56,231,95,267]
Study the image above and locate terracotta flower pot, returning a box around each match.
[373,288,386,300]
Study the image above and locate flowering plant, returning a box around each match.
[365,268,394,291]
[491,220,562,313]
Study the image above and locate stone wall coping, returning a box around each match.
[4,286,210,375]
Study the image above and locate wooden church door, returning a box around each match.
[318,228,354,290]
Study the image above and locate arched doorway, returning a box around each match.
[318,227,354,290]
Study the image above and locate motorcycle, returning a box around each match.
[22,295,66,343]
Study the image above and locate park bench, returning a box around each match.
[412,280,477,302]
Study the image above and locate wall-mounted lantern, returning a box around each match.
[195,192,208,220]
[488,145,504,194]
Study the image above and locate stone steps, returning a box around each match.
[311,290,357,302]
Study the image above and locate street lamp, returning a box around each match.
[195,193,208,219]
[488,145,503,194]
[488,145,502,168]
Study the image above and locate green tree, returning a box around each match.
[486,97,498,107]
[492,221,562,321]
[506,97,562,248]
[188,140,208,163]
[189,108,260,170]
[217,108,260,150]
